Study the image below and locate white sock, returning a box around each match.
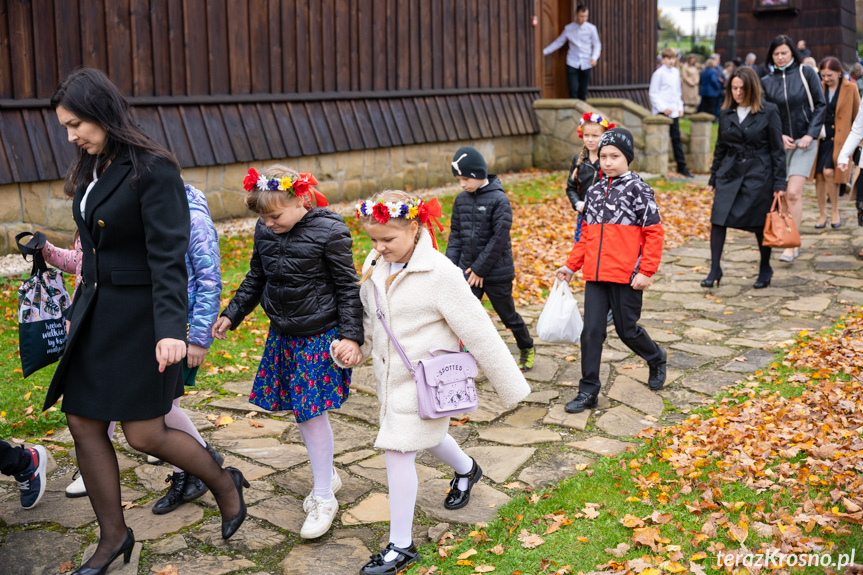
[427,433,473,490]
[165,398,206,473]
[384,450,418,561]
[298,412,335,500]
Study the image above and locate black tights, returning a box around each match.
[67,414,239,568]
[708,224,772,281]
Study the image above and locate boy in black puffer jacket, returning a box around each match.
[446,146,536,371]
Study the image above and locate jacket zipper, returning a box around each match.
[469,192,477,264]
[782,69,794,140]
[595,177,612,278]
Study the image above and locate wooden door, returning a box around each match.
[538,0,573,98]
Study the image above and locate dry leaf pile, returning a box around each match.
[596,314,863,573]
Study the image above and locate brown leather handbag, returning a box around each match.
[762,194,801,248]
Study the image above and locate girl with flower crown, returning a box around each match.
[334,190,530,575]
[566,112,614,242]
[211,164,363,539]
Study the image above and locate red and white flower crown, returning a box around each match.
[577,112,615,138]
[356,197,445,250]
[242,167,328,206]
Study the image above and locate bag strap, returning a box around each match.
[799,65,814,112]
[15,231,48,276]
[372,284,416,376]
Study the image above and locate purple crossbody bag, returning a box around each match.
[373,285,478,420]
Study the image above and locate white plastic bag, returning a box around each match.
[536,280,584,344]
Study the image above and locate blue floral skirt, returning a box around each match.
[250,326,351,423]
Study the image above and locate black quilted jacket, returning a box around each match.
[221,209,363,343]
[445,175,515,283]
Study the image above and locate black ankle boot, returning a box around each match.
[205,442,225,467]
[71,527,134,575]
[182,475,207,502]
[753,268,773,289]
[359,542,419,575]
[152,472,187,515]
[444,458,482,510]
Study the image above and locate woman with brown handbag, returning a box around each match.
[811,57,859,229]
[704,67,787,289]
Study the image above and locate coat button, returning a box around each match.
[92,248,96,254]
[98,220,105,227]
[93,282,98,290]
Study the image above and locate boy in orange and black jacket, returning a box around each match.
[555,128,667,413]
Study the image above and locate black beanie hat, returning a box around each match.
[598,128,635,165]
[451,146,488,179]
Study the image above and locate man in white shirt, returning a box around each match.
[542,5,601,101]
[649,47,693,178]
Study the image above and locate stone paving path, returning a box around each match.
[2,182,862,574]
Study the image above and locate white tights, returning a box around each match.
[384,434,473,560]
[297,412,335,500]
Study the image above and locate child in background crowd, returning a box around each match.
[337,190,530,574]
[446,146,536,371]
[556,128,667,414]
[566,112,614,242]
[212,165,362,540]
[650,47,694,178]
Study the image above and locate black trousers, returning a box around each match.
[579,281,662,396]
[471,281,534,350]
[0,441,32,477]
[669,116,687,173]
[566,66,591,101]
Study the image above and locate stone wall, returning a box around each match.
[0,135,533,254]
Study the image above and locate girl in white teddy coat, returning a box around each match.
[332,190,530,575]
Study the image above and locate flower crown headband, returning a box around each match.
[242,168,328,207]
[356,197,445,250]
[577,112,615,138]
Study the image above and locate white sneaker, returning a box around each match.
[300,494,338,539]
[65,472,87,498]
[303,469,342,511]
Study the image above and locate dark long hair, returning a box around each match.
[818,56,844,76]
[765,35,802,68]
[50,68,178,198]
[721,66,764,113]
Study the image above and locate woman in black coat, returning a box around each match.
[44,69,248,575]
[704,66,786,289]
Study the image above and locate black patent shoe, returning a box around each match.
[152,472,187,515]
[444,458,482,510]
[647,348,667,391]
[359,542,419,575]
[182,474,208,502]
[71,527,134,575]
[564,391,598,413]
[221,467,250,539]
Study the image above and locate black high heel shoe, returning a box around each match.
[71,527,134,575]
[753,269,773,289]
[700,270,723,288]
[221,467,250,539]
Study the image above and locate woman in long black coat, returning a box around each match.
[704,66,786,289]
[44,69,248,575]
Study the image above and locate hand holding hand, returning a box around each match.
[555,266,575,284]
[211,317,232,340]
[630,273,652,291]
[156,338,187,373]
[332,339,362,367]
[465,268,484,288]
[186,343,209,368]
